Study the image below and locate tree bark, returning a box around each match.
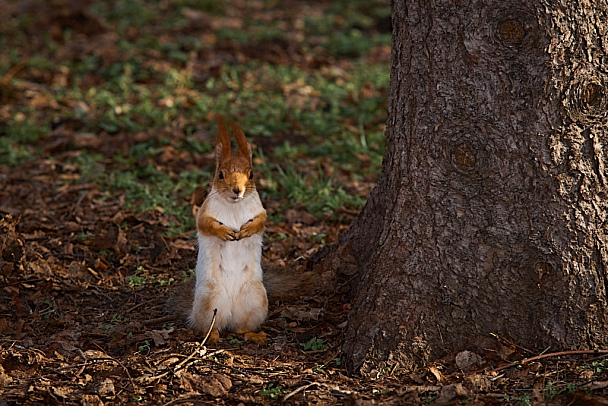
[341,0,608,374]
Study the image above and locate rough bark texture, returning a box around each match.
[342,0,608,374]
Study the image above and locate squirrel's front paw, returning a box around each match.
[235,220,256,240]
[217,223,237,241]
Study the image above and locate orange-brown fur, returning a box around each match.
[169,115,317,345]
[188,115,269,344]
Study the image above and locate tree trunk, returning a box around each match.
[341,0,608,374]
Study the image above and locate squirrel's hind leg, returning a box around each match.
[238,330,268,345]
[191,280,230,340]
[231,279,268,344]
[206,329,220,345]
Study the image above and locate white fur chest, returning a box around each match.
[195,189,265,283]
[202,188,264,231]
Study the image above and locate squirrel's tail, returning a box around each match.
[263,268,317,302]
[169,276,196,322]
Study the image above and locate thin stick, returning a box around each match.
[74,349,88,378]
[170,309,218,372]
[201,309,217,347]
[482,349,608,375]
[142,315,178,326]
[283,383,318,402]
[521,349,608,365]
[137,310,221,385]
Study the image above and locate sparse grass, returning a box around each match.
[2,0,388,229]
[0,113,49,167]
[38,299,58,320]
[581,359,608,374]
[516,393,532,406]
[300,337,329,351]
[263,162,366,218]
[128,266,176,288]
[180,269,196,283]
[259,383,284,399]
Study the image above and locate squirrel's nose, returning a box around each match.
[232,188,241,195]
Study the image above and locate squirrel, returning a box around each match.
[187,114,268,344]
[170,114,319,344]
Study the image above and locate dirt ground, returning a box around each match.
[3,181,608,405]
[2,0,608,404]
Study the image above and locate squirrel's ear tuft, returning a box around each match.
[215,142,224,169]
[229,119,251,163]
[246,142,253,164]
[212,113,232,162]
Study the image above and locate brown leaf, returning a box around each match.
[87,222,126,254]
[0,365,12,389]
[468,374,492,392]
[97,378,115,399]
[455,350,482,371]
[145,327,174,346]
[428,366,445,384]
[281,306,323,321]
[80,394,104,406]
[51,385,72,399]
[200,374,233,397]
[497,343,516,361]
[549,392,608,406]
[584,380,608,391]
[0,318,11,334]
[285,209,318,225]
[436,383,469,404]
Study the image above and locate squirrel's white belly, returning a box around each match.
[191,191,267,332]
[193,234,266,331]
[197,233,263,282]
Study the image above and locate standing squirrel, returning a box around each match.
[171,115,317,344]
[188,114,268,344]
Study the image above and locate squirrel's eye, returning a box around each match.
[249,171,254,180]
[218,171,224,180]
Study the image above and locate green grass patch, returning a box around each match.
[0,113,50,167]
[70,145,211,236]
[3,0,389,232]
[261,161,366,219]
[300,337,329,351]
[260,383,283,399]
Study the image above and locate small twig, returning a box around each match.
[483,349,608,375]
[490,332,534,355]
[521,349,608,365]
[201,309,217,347]
[0,278,45,289]
[159,235,172,252]
[127,299,158,314]
[140,349,225,384]
[227,365,252,377]
[70,190,88,213]
[143,315,178,326]
[181,350,224,370]
[74,349,88,378]
[163,310,218,373]
[283,382,318,402]
[90,287,113,301]
[162,394,206,406]
[137,310,220,384]
[0,61,27,88]
[53,358,117,372]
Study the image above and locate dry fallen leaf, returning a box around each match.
[146,327,174,346]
